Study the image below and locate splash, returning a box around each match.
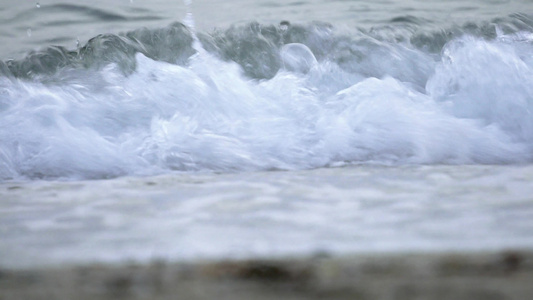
[182,0,195,30]
[1,17,533,180]
[182,0,204,55]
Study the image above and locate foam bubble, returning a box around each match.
[280,43,317,73]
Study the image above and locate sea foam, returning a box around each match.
[1,20,533,180]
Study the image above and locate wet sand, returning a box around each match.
[1,250,532,300]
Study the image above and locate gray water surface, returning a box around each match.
[2,0,532,58]
[2,165,533,268]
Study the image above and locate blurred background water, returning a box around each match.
[1,0,533,267]
[2,0,533,58]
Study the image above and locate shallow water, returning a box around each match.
[2,165,533,268]
[1,0,533,267]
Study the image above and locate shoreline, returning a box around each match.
[2,250,532,300]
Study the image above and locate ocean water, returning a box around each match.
[1,0,533,267]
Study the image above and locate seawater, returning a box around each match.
[1,0,533,267]
[2,165,533,268]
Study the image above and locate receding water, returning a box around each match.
[2,165,533,268]
[1,0,533,268]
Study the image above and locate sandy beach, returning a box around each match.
[2,250,532,300]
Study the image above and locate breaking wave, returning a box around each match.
[1,14,533,180]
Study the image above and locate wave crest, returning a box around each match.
[1,17,533,180]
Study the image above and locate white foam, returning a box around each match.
[1,33,533,180]
[427,35,533,142]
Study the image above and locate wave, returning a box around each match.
[1,15,533,180]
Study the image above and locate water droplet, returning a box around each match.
[182,0,195,30]
[279,20,290,32]
[495,25,504,38]
[27,28,32,37]
[182,0,203,54]
[36,2,40,8]
[76,38,80,49]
